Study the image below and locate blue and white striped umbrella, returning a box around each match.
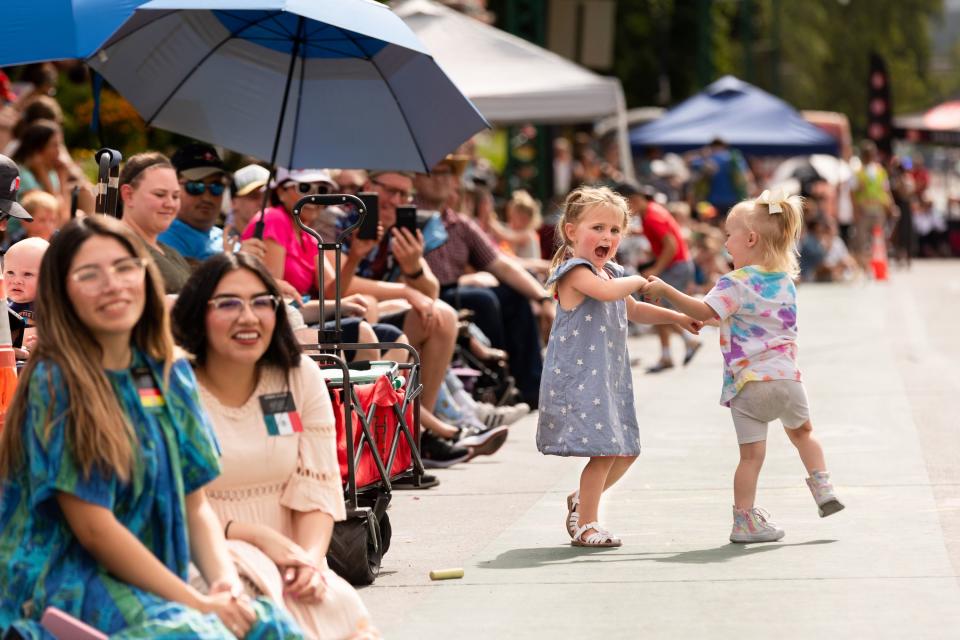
[87,0,488,172]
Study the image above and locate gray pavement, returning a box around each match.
[359,261,960,639]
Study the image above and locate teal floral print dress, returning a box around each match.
[0,350,303,639]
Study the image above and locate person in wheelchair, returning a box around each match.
[173,252,379,640]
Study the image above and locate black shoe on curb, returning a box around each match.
[391,473,440,490]
[459,425,509,459]
[420,432,471,469]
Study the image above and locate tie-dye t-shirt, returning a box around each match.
[702,266,801,406]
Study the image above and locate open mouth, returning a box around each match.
[232,331,261,345]
[594,245,610,259]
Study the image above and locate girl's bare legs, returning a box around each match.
[784,421,826,473]
[603,456,639,492]
[734,441,766,510]
[577,457,616,536]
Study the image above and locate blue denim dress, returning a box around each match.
[536,258,641,457]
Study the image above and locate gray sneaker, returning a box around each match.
[730,506,785,543]
[806,470,845,517]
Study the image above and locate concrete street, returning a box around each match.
[360,260,960,639]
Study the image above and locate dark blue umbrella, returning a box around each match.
[87,0,488,174]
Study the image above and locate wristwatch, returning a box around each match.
[403,267,425,279]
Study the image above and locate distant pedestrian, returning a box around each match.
[537,186,702,548]
[643,191,845,544]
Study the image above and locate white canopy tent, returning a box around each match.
[393,0,635,180]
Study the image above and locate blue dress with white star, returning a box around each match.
[536,258,641,457]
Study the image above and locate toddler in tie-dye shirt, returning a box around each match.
[643,191,845,545]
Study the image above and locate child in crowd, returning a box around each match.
[4,237,48,347]
[486,190,550,278]
[537,186,701,547]
[20,189,61,241]
[643,190,845,544]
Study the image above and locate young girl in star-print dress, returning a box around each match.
[644,191,845,545]
[537,187,702,548]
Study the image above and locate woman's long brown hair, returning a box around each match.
[0,216,175,482]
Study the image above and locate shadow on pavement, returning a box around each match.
[477,539,837,570]
[653,539,838,564]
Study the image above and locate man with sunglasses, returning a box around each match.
[159,143,239,264]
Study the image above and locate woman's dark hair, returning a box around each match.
[13,96,63,138]
[120,151,174,189]
[172,252,301,370]
[12,119,60,164]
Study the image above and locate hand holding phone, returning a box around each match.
[356,192,380,240]
[394,205,418,236]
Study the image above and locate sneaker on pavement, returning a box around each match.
[419,432,471,469]
[458,424,509,458]
[729,506,785,543]
[806,470,845,517]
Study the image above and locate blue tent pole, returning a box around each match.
[253,15,305,240]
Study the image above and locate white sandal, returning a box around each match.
[566,490,580,538]
[571,521,622,548]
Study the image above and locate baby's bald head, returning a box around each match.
[4,237,49,304]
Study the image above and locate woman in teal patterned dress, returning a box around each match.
[0,216,302,638]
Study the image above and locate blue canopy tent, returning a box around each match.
[630,76,838,156]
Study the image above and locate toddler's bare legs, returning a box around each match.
[603,455,639,492]
[784,420,826,473]
[734,441,766,510]
[578,457,616,536]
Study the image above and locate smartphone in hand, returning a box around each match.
[394,205,417,236]
[356,192,379,240]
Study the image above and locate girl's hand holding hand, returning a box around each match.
[284,564,327,604]
[641,276,667,300]
[676,314,703,335]
[629,274,649,291]
[201,583,256,638]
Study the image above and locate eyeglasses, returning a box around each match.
[183,181,227,197]
[207,294,281,317]
[70,257,147,293]
[371,179,413,202]
[283,182,331,196]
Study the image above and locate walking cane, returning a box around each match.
[94,148,122,217]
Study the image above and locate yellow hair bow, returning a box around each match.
[756,189,786,214]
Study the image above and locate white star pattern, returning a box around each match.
[582,437,588,444]
[589,345,596,352]
[608,340,614,348]
[585,314,593,322]
[599,326,607,333]
[593,398,601,406]
[611,436,617,443]
[549,389,555,397]
[591,369,598,376]
[578,384,585,391]
[595,422,603,430]
[580,412,587,419]
[560,407,567,415]
[577,359,584,366]
[554,368,561,375]
[559,335,566,343]
[572,329,579,336]
[548,422,555,429]
[617,355,622,362]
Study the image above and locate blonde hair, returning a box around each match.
[0,216,175,483]
[507,190,542,229]
[548,186,629,291]
[728,194,804,278]
[21,190,59,218]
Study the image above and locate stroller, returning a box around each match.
[291,194,426,585]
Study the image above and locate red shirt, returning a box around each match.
[642,201,689,264]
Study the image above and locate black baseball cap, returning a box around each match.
[0,155,32,221]
[171,142,226,180]
[614,182,658,200]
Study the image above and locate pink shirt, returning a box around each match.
[242,205,318,294]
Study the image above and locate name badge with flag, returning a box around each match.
[259,391,303,436]
[132,367,164,409]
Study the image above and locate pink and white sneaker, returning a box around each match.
[730,506,785,543]
[806,470,845,517]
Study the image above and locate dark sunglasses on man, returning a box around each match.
[183,181,227,197]
[284,181,331,196]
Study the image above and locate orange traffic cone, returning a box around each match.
[870,223,889,281]
[0,275,19,431]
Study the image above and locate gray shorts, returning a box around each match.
[655,260,694,310]
[730,380,810,444]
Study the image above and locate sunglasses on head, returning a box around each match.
[284,182,331,196]
[183,181,226,197]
